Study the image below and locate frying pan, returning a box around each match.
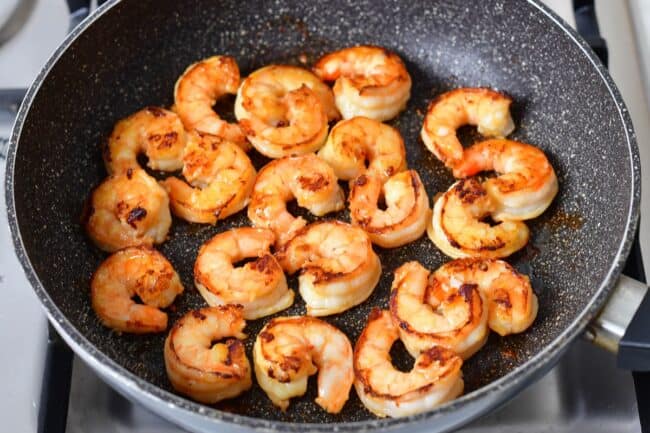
[5,0,649,432]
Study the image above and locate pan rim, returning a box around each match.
[4,0,641,431]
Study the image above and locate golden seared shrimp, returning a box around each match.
[317,116,406,181]
[234,65,339,158]
[161,132,256,224]
[313,45,412,121]
[453,139,558,220]
[84,168,171,252]
[253,316,354,413]
[421,88,514,168]
[248,154,344,245]
[164,305,252,403]
[389,261,488,359]
[429,259,538,336]
[174,56,247,148]
[354,309,463,418]
[91,247,183,333]
[194,227,294,319]
[275,221,381,316]
[104,106,186,174]
[428,179,529,259]
[349,170,430,248]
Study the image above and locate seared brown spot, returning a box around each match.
[260,331,274,342]
[410,171,421,192]
[158,131,178,148]
[494,297,512,309]
[279,355,302,375]
[251,255,277,274]
[418,346,450,368]
[478,262,488,272]
[276,120,289,127]
[477,241,506,251]
[354,174,368,186]
[126,168,133,179]
[310,267,345,284]
[115,201,130,221]
[191,310,207,320]
[146,106,166,117]
[127,207,147,228]
[225,339,243,366]
[298,173,328,191]
[368,307,383,322]
[454,179,486,204]
[459,283,477,301]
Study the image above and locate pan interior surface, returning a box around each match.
[9,0,638,427]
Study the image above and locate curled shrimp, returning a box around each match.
[248,154,344,245]
[164,305,252,403]
[432,258,538,336]
[275,221,381,316]
[253,315,353,413]
[313,45,412,121]
[194,227,294,319]
[453,139,558,220]
[234,65,339,158]
[317,116,406,181]
[91,246,183,333]
[389,261,488,359]
[104,106,186,174]
[174,55,248,148]
[349,170,430,248]
[354,309,463,418]
[428,179,529,259]
[421,88,514,168]
[161,132,256,224]
[84,168,171,252]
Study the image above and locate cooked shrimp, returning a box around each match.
[104,106,186,174]
[164,305,252,403]
[234,65,339,158]
[354,309,463,418]
[317,116,406,181]
[253,316,353,413]
[453,139,558,220]
[429,259,538,336]
[248,154,344,245]
[174,55,248,148]
[194,227,294,319]
[421,88,514,168]
[428,179,529,259]
[161,132,256,224]
[313,45,412,121]
[389,261,488,359]
[349,170,430,248]
[275,221,381,316]
[84,168,171,252]
[91,247,183,333]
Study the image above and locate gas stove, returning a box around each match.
[0,1,648,432]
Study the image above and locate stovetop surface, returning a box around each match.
[66,338,640,433]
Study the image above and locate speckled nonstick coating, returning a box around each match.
[5,0,640,431]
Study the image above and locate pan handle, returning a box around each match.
[586,274,649,369]
[573,0,609,65]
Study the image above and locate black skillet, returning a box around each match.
[5,0,649,432]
